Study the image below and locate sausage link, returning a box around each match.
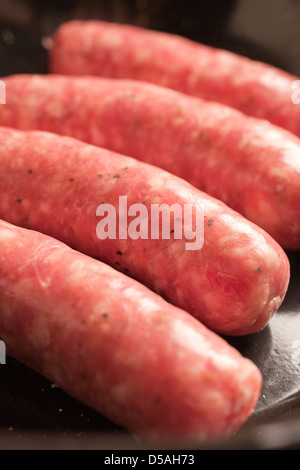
[0,126,290,336]
[0,219,262,441]
[50,20,300,136]
[1,74,300,248]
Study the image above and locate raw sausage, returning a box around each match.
[50,20,300,137]
[1,74,300,249]
[0,219,262,441]
[0,126,290,336]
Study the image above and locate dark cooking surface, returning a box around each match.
[0,0,300,449]
[0,249,300,450]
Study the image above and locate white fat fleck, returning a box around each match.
[256,126,288,145]
[164,179,195,200]
[256,127,300,154]
[258,70,291,93]
[170,319,238,372]
[0,226,17,241]
[266,296,282,313]
[216,234,237,249]
[239,120,300,154]
[231,366,258,414]
[62,267,84,285]
[67,258,99,282]
[123,286,159,312]
[232,387,252,415]
[109,277,128,291]
[101,31,123,48]
[250,125,300,172]
[218,213,266,244]
[281,148,300,173]
[34,266,51,289]
[147,174,169,190]
[209,352,239,372]
[185,389,226,416]
[135,49,151,64]
[136,296,160,312]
